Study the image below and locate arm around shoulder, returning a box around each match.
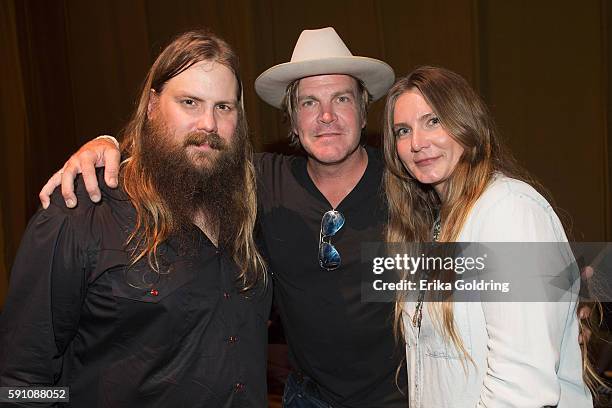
[39,135,122,209]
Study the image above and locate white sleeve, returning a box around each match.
[95,134,120,149]
[463,186,566,242]
[471,191,590,407]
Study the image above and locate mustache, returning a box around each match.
[314,126,344,136]
[183,131,227,150]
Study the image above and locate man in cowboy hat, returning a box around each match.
[39,27,407,407]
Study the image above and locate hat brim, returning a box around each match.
[255,56,395,109]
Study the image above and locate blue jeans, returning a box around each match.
[282,372,332,408]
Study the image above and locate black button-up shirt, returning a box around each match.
[0,171,271,407]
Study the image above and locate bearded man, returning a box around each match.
[0,30,270,407]
[38,27,407,407]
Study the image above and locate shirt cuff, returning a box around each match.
[95,135,120,150]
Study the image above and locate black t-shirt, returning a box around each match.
[0,170,271,407]
[255,147,407,407]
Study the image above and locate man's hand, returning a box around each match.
[39,136,121,209]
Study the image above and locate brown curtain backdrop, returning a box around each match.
[0,0,610,308]
[0,0,28,306]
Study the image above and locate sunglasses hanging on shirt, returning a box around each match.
[318,210,345,270]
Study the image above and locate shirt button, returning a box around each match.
[223,292,230,299]
[234,382,245,392]
[228,336,238,343]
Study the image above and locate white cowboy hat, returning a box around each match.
[255,27,395,109]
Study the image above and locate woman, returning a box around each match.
[383,66,594,407]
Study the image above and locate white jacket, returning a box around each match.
[402,175,593,407]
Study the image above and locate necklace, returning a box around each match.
[432,216,441,242]
[412,215,441,328]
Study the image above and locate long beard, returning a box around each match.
[140,117,246,249]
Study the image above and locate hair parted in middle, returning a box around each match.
[118,29,266,291]
[383,65,542,365]
[383,66,604,394]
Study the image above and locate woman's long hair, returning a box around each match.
[118,29,266,291]
[383,66,602,393]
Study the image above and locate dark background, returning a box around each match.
[0,0,610,315]
[1,1,611,405]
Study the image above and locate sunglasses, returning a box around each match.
[318,210,345,270]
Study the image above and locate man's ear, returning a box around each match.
[147,89,158,119]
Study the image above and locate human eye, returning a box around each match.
[181,98,197,108]
[426,116,441,127]
[301,99,316,108]
[337,95,351,103]
[394,127,411,138]
[216,103,234,112]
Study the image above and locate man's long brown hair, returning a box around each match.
[118,29,266,290]
[383,66,602,394]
